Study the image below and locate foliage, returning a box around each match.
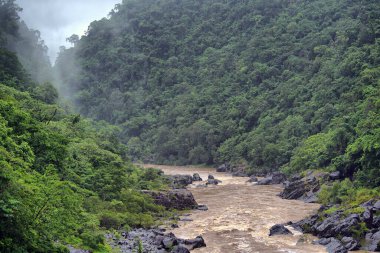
[0,75,168,251]
[55,0,380,184]
[318,179,380,206]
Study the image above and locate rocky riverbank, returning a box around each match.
[261,171,380,253]
[106,228,206,253]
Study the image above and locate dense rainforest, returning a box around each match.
[0,1,170,252]
[56,0,379,187]
[1,0,380,251]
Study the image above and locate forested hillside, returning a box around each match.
[0,1,169,252]
[56,0,379,184]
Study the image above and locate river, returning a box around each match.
[142,164,328,253]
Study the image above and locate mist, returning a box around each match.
[15,0,121,64]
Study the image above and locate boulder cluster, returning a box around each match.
[269,200,380,253]
[108,228,206,253]
[293,200,380,252]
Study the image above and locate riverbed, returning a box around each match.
[143,164,327,253]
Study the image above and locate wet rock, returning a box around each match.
[112,229,206,253]
[216,164,228,172]
[300,191,319,203]
[142,189,198,210]
[171,224,179,228]
[208,174,215,179]
[329,171,341,181]
[183,236,206,250]
[362,207,373,226]
[341,236,359,251]
[257,177,272,185]
[279,173,321,202]
[269,224,293,236]
[171,245,190,253]
[247,175,258,183]
[197,204,208,211]
[373,200,380,210]
[373,216,380,227]
[192,173,202,181]
[257,172,286,185]
[323,238,347,253]
[206,178,221,185]
[363,230,380,251]
[162,237,178,249]
[169,175,194,189]
[271,172,286,184]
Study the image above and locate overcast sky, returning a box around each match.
[16,0,121,64]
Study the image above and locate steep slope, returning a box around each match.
[0,2,169,252]
[55,0,379,184]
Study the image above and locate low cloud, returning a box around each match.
[16,0,121,64]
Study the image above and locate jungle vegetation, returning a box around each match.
[56,0,380,187]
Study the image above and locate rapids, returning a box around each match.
[143,164,327,253]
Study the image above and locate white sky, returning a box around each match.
[16,0,121,64]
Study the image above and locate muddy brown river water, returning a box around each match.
[143,164,327,253]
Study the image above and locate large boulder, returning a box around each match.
[363,230,380,251]
[192,173,202,181]
[329,171,341,181]
[257,172,286,185]
[279,174,321,202]
[206,178,222,185]
[341,237,360,251]
[142,189,198,210]
[257,177,272,185]
[169,175,194,189]
[315,237,347,253]
[183,236,206,250]
[216,164,229,172]
[271,172,286,184]
[269,224,293,236]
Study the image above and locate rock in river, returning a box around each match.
[269,224,293,236]
[142,189,198,210]
[111,228,206,253]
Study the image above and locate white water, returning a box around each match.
[142,164,327,253]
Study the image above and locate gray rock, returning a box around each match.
[362,208,373,226]
[216,164,228,172]
[192,173,202,181]
[169,174,194,189]
[373,200,380,210]
[329,171,341,181]
[142,189,198,210]
[363,230,380,251]
[197,204,208,211]
[162,237,178,249]
[279,173,321,203]
[271,172,286,184]
[341,236,359,251]
[183,236,206,250]
[206,178,221,185]
[257,177,272,185]
[325,238,347,253]
[171,245,190,253]
[208,174,215,179]
[269,224,293,236]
